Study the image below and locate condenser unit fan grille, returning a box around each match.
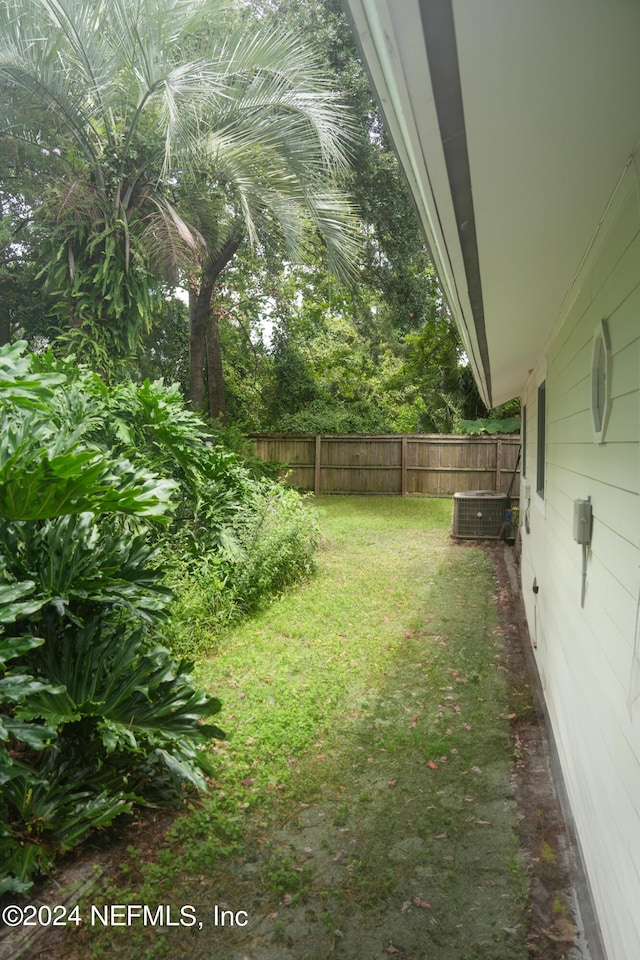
[452,491,508,539]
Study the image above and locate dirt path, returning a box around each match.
[1,524,591,960]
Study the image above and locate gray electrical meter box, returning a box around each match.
[573,499,592,545]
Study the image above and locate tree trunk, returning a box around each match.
[205,307,226,422]
[188,232,242,419]
[188,282,208,415]
[0,286,10,345]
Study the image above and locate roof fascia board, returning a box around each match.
[419,0,491,406]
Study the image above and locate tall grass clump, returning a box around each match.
[164,477,319,658]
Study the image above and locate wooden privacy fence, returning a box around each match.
[250,434,520,498]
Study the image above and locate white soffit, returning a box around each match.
[344,0,640,406]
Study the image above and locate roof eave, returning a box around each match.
[342,0,493,406]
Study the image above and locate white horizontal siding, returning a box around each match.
[550,464,638,545]
[612,339,640,399]
[590,180,640,294]
[535,564,640,960]
[590,228,640,324]
[520,162,640,960]
[548,439,637,493]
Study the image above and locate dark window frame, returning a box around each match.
[536,382,546,498]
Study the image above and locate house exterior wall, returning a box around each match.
[519,161,640,960]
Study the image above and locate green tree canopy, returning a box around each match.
[0,0,360,403]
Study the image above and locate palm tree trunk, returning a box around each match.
[205,306,226,422]
[188,282,208,414]
[188,233,242,418]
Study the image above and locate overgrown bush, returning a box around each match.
[0,344,224,893]
[165,480,319,658]
[162,475,319,661]
[230,483,318,613]
[0,344,319,889]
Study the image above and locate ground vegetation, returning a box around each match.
[0,343,318,892]
[4,500,580,960]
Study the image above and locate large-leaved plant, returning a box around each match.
[0,343,223,893]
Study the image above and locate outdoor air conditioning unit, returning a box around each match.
[452,491,508,539]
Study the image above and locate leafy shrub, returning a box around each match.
[271,396,392,434]
[0,343,320,888]
[164,480,319,657]
[0,344,223,893]
[230,483,319,613]
[457,416,521,435]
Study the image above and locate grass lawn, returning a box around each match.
[47,496,530,960]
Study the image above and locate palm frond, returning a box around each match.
[138,197,206,280]
[0,0,361,309]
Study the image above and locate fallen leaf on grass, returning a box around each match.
[413,898,431,909]
[387,779,398,787]
[332,851,345,863]
[400,901,412,914]
[386,946,402,955]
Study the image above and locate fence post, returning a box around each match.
[495,437,503,492]
[314,435,322,495]
[401,437,408,496]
